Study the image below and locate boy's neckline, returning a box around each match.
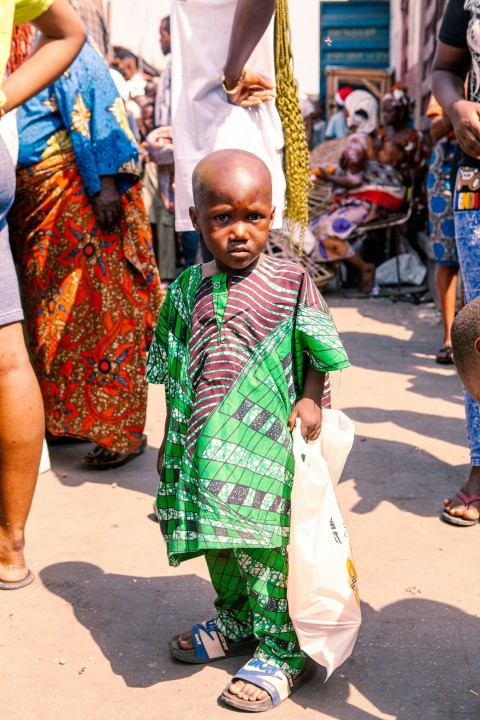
[200,253,267,279]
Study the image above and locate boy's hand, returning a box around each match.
[288,367,326,441]
[287,398,322,441]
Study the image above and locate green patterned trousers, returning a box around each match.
[204,546,306,676]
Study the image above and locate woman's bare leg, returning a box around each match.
[347,254,376,294]
[436,264,458,346]
[0,322,44,583]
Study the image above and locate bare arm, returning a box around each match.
[431,41,480,158]
[429,114,453,144]
[1,0,86,113]
[222,0,277,108]
[287,366,325,441]
[317,167,362,190]
[223,0,276,86]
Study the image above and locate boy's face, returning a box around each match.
[189,162,275,274]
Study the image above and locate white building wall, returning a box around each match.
[107,0,171,70]
[290,0,321,97]
[108,0,322,95]
[389,0,402,82]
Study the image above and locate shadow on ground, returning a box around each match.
[47,443,159,496]
[339,432,468,519]
[343,406,466,450]
[40,563,479,719]
[339,330,463,402]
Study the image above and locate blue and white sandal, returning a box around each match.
[220,657,317,712]
[169,618,258,664]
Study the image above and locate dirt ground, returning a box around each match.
[2,294,479,720]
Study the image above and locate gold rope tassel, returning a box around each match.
[275,0,311,238]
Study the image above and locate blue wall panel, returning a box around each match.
[319,0,390,98]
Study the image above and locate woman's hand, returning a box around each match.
[287,398,322,441]
[91,176,121,231]
[316,167,334,181]
[225,67,276,108]
[450,99,480,159]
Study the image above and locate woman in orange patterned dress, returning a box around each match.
[9,36,162,469]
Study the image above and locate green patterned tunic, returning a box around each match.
[146,256,349,566]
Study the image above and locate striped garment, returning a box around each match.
[146,256,350,566]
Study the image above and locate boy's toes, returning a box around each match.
[229,680,268,702]
[247,686,268,702]
[177,632,194,650]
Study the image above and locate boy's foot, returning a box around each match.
[442,467,480,525]
[177,631,194,650]
[175,634,268,699]
[227,678,269,703]
[169,620,258,664]
[220,658,317,711]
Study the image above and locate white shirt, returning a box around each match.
[171,0,285,231]
[0,109,18,165]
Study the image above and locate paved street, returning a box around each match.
[2,293,479,720]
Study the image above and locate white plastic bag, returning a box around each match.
[288,409,361,679]
[375,253,427,286]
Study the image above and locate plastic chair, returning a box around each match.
[355,171,418,297]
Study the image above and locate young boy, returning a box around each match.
[146,149,350,711]
[443,297,480,526]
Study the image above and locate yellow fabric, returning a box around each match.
[13,0,54,23]
[0,0,54,105]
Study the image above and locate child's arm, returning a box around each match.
[287,366,325,441]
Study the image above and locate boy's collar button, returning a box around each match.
[213,282,221,289]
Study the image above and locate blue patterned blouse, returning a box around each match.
[16,37,139,198]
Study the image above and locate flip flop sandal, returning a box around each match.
[220,657,317,712]
[82,435,147,470]
[441,491,480,526]
[0,569,34,590]
[169,618,258,664]
[435,346,454,365]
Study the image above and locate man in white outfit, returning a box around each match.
[171,0,285,232]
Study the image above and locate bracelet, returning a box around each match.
[221,69,246,95]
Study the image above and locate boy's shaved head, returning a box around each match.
[451,296,480,377]
[192,149,272,208]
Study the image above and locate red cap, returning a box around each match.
[335,86,354,106]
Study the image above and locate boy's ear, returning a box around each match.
[475,337,480,356]
[189,206,200,232]
[269,206,276,230]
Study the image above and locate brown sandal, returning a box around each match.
[435,346,454,365]
[82,435,147,470]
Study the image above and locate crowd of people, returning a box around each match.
[1,0,480,714]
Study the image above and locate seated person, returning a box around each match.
[325,86,353,140]
[374,86,427,188]
[309,90,405,294]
